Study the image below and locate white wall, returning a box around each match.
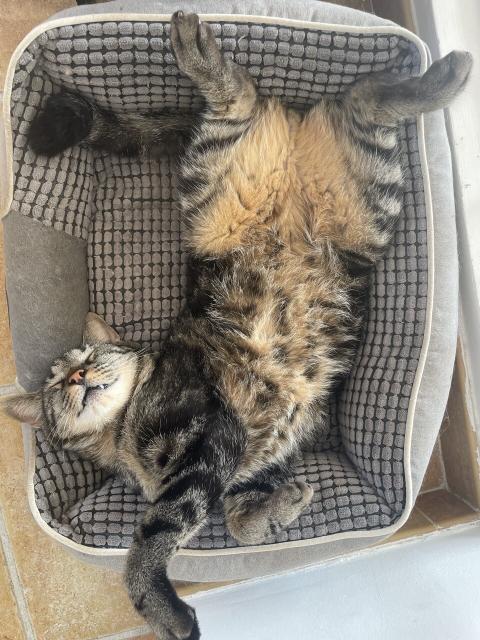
[413,0,480,441]
[188,525,480,640]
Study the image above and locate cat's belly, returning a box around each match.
[233,405,315,481]
[207,248,357,480]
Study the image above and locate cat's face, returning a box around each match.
[41,342,138,439]
[2,314,140,442]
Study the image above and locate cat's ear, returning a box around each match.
[83,312,121,345]
[1,393,43,427]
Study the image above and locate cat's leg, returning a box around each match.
[27,91,196,157]
[127,500,203,640]
[170,11,291,256]
[125,409,245,640]
[339,50,472,259]
[170,11,257,121]
[297,51,472,267]
[28,9,257,159]
[224,459,313,545]
[170,10,258,226]
[345,50,472,126]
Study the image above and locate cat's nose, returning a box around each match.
[68,369,86,385]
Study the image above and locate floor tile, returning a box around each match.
[0,541,24,640]
[381,507,436,544]
[0,226,16,385]
[420,437,445,493]
[0,1,74,86]
[0,417,146,640]
[175,580,231,599]
[416,489,479,528]
[441,352,480,509]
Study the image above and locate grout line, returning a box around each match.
[0,504,36,640]
[436,435,449,493]
[418,485,446,496]
[414,505,438,528]
[446,488,480,513]
[91,626,151,640]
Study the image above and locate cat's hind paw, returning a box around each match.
[27,91,93,157]
[226,481,314,545]
[170,11,224,83]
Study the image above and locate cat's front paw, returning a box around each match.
[153,601,199,640]
[132,587,200,640]
[170,11,224,82]
[225,481,314,545]
[127,545,200,640]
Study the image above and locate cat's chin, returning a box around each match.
[74,373,135,429]
[75,395,117,430]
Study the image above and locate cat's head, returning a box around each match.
[2,313,143,442]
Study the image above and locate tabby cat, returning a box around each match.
[3,11,472,640]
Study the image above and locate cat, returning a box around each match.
[3,11,472,640]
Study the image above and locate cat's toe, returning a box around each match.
[170,11,200,52]
[170,11,222,79]
[151,603,199,640]
[183,608,200,640]
[281,481,313,506]
[294,480,314,505]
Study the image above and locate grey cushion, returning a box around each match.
[1,0,458,581]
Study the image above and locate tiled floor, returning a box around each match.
[0,1,477,639]
[0,413,151,639]
[0,541,24,640]
[0,0,75,86]
[0,227,16,386]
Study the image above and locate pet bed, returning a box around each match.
[1,0,458,581]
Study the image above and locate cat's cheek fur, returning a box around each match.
[84,365,137,424]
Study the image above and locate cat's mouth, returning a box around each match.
[81,381,114,408]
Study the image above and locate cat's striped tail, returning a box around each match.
[27,89,196,157]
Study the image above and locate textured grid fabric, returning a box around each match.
[7,18,426,551]
[88,152,188,346]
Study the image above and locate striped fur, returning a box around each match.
[10,12,472,639]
